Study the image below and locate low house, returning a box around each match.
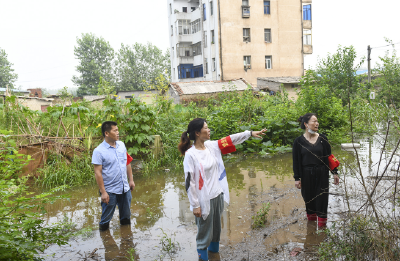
[257,77,301,100]
[17,96,54,112]
[168,79,253,104]
[116,90,159,105]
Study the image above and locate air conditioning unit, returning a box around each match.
[244,36,250,42]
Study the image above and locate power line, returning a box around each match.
[371,41,400,49]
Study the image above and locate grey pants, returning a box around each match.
[195,193,224,250]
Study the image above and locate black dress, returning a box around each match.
[292,134,336,218]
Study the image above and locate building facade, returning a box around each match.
[167,0,312,86]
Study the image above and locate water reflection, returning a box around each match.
[40,150,348,260]
[100,225,138,261]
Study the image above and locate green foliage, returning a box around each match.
[315,45,364,105]
[374,39,400,106]
[297,72,348,137]
[251,202,271,229]
[318,216,400,261]
[115,42,170,91]
[97,76,116,96]
[102,96,156,156]
[73,33,115,96]
[0,131,73,260]
[159,228,180,254]
[0,47,18,88]
[126,248,136,261]
[36,153,95,188]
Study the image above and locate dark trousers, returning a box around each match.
[100,191,132,226]
[301,165,329,218]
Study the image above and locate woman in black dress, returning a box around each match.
[292,113,339,228]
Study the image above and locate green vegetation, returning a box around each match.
[0,47,18,88]
[0,131,74,260]
[251,202,271,229]
[159,228,180,254]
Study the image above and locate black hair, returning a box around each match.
[298,113,317,130]
[178,118,206,155]
[101,121,118,137]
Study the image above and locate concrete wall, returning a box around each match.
[219,0,304,86]
[18,98,53,111]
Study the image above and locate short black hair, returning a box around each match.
[101,121,117,137]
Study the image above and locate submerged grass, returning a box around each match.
[36,153,95,188]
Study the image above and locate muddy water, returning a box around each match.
[40,136,390,261]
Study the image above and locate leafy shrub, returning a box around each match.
[251,202,271,229]
[0,131,73,260]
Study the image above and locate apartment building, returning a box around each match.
[167,0,312,86]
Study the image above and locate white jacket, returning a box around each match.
[183,131,252,220]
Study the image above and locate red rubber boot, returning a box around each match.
[318,217,327,228]
[307,213,317,221]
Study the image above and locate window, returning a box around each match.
[172,47,174,58]
[173,68,175,79]
[205,34,207,48]
[264,1,270,14]
[303,30,312,45]
[171,25,173,36]
[265,56,272,69]
[206,58,209,74]
[183,7,187,13]
[191,19,201,34]
[178,20,191,35]
[203,4,206,20]
[211,30,215,44]
[264,29,271,42]
[242,0,250,17]
[244,56,251,69]
[243,28,250,42]
[191,7,196,12]
[303,5,311,20]
[170,4,172,14]
[210,1,213,15]
[212,58,216,71]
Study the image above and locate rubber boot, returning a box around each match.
[99,222,110,231]
[197,248,209,261]
[318,217,327,229]
[208,241,219,253]
[307,213,317,221]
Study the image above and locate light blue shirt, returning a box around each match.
[92,140,130,194]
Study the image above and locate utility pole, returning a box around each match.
[368,45,371,83]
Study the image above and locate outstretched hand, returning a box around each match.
[252,129,267,139]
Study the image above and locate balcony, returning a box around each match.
[242,5,250,18]
[304,45,313,54]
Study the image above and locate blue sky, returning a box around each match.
[1,0,399,91]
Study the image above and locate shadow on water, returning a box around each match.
[39,138,384,260]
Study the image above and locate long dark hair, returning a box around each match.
[298,113,317,129]
[178,118,206,155]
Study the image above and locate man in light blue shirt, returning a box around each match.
[92,121,135,231]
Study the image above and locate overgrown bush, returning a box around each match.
[0,131,74,260]
[36,153,95,188]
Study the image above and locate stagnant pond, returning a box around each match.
[39,135,396,260]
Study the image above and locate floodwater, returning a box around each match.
[39,134,396,260]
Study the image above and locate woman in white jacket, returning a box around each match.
[178,118,266,261]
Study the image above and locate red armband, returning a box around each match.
[126,153,133,166]
[218,136,236,155]
[328,154,340,170]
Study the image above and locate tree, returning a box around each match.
[115,42,170,91]
[72,33,115,96]
[314,45,364,104]
[0,47,18,88]
[374,40,400,106]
